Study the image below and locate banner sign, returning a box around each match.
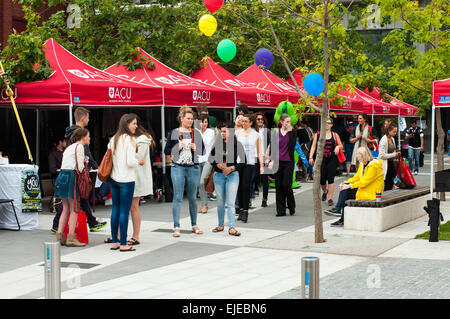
[22,170,42,212]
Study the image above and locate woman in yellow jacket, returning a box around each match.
[324,146,384,226]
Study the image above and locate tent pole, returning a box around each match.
[161,105,166,175]
[69,102,73,126]
[430,104,435,198]
[36,109,40,166]
[397,113,401,149]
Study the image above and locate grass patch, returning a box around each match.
[415,221,450,241]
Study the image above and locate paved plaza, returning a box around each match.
[0,156,449,299]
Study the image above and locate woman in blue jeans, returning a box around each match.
[209,122,245,236]
[108,114,145,252]
[164,106,205,238]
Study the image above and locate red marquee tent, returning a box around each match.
[353,87,399,116]
[104,49,235,108]
[0,39,164,110]
[433,78,450,107]
[364,87,418,117]
[236,64,300,104]
[191,57,287,108]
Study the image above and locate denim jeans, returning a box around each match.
[171,163,200,229]
[408,148,420,173]
[198,161,212,207]
[214,171,239,229]
[109,179,135,246]
[335,187,357,219]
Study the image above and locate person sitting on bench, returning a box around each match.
[324,146,384,227]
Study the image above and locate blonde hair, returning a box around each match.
[178,105,194,125]
[357,146,373,164]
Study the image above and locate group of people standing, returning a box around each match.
[51,104,426,249]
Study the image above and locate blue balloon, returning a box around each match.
[304,73,324,97]
[254,48,274,70]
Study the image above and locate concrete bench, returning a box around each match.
[344,186,430,232]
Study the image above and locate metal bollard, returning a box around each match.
[301,257,319,299]
[44,242,61,299]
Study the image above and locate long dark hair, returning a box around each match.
[254,112,267,132]
[112,113,138,154]
[385,123,398,137]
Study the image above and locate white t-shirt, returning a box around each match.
[236,128,260,165]
[199,128,216,163]
[60,142,85,172]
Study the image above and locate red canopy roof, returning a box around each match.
[0,39,164,108]
[285,71,366,115]
[191,58,287,108]
[433,78,450,107]
[353,87,399,115]
[236,64,300,104]
[364,87,418,116]
[105,49,236,108]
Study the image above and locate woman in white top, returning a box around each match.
[378,123,400,191]
[126,121,154,246]
[198,115,216,214]
[54,128,90,247]
[236,114,264,223]
[108,114,144,252]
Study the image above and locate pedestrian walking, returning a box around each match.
[54,128,91,247]
[379,123,400,191]
[128,119,154,246]
[51,107,106,233]
[236,114,264,223]
[405,120,424,175]
[267,114,297,216]
[309,117,344,206]
[209,122,244,236]
[164,106,205,237]
[109,114,145,252]
[298,120,315,181]
[350,113,378,168]
[197,115,216,214]
[250,112,269,207]
[342,117,357,176]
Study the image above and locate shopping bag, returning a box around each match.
[63,211,89,244]
[400,157,416,187]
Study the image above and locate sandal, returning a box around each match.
[173,229,181,238]
[127,238,140,246]
[192,226,203,235]
[120,246,136,252]
[104,237,113,244]
[212,226,224,233]
[228,228,241,236]
[110,244,120,250]
[198,205,208,214]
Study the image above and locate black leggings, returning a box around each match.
[237,164,254,211]
[320,156,338,186]
[384,160,396,191]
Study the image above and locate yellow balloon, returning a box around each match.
[199,14,217,37]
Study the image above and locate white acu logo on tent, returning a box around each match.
[192,90,211,102]
[109,87,115,99]
[108,87,132,101]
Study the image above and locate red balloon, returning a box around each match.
[204,0,224,13]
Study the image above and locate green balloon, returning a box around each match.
[217,39,236,63]
[274,100,297,125]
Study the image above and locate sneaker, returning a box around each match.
[209,193,217,201]
[50,227,57,233]
[324,208,342,217]
[330,219,344,227]
[414,171,419,175]
[90,221,107,232]
[262,200,267,207]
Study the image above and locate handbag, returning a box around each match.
[333,133,346,163]
[367,126,379,152]
[98,148,112,183]
[204,169,215,193]
[75,144,92,199]
[394,155,415,189]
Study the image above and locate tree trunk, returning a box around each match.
[435,108,446,201]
